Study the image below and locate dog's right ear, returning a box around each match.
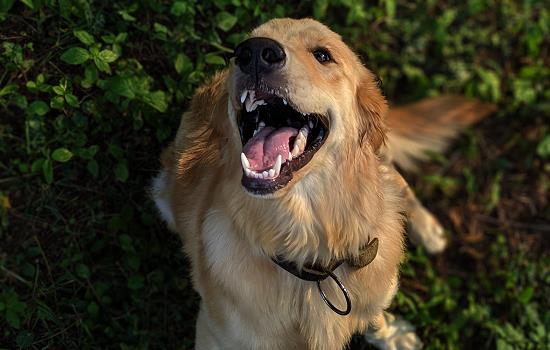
[175,70,229,176]
[355,69,388,152]
[190,70,229,124]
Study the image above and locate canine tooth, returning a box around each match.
[309,120,314,129]
[268,169,275,178]
[274,154,282,175]
[240,90,248,104]
[241,153,250,169]
[245,168,252,177]
[259,121,265,128]
[262,171,268,178]
[283,99,287,105]
[288,152,292,161]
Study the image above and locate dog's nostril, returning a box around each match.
[237,47,253,66]
[262,47,283,63]
[235,37,286,76]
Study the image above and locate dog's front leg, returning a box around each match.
[364,311,423,350]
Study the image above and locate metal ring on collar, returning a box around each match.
[316,270,351,316]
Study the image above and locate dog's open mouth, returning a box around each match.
[237,89,329,195]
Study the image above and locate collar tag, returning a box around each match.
[347,237,378,269]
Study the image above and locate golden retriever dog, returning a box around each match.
[152,18,495,350]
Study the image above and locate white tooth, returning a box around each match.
[240,90,248,104]
[268,169,275,178]
[250,99,265,112]
[274,154,282,175]
[291,142,304,157]
[309,121,314,128]
[245,168,252,177]
[262,171,268,178]
[288,152,292,161]
[241,153,250,169]
[259,121,265,128]
[245,91,256,112]
[283,99,287,105]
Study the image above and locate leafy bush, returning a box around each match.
[0,0,549,349]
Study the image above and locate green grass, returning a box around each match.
[1,0,549,349]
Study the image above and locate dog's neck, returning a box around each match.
[221,146,399,268]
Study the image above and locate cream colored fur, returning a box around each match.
[150,18,494,350]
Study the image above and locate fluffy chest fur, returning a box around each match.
[153,152,406,349]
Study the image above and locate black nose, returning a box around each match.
[235,37,286,78]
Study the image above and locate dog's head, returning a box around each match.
[226,18,388,197]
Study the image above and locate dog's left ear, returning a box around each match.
[356,69,388,151]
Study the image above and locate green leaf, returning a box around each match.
[52,148,73,162]
[81,64,98,89]
[205,54,226,66]
[15,330,33,348]
[20,0,35,10]
[87,302,99,317]
[60,47,90,65]
[93,55,111,73]
[0,0,15,14]
[52,85,65,95]
[98,49,118,63]
[518,287,534,304]
[477,68,501,102]
[384,0,396,18]
[313,0,329,18]
[0,83,17,97]
[174,53,192,74]
[142,90,167,112]
[86,159,99,178]
[42,158,53,184]
[118,9,136,21]
[106,75,136,99]
[5,308,20,329]
[50,95,65,109]
[153,22,170,35]
[28,100,49,116]
[536,136,550,158]
[114,162,128,182]
[127,275,144,290]
[65,93,79,107]
[75,263,90,279]
[31,158,44,173]
[216,11,237,32]
[73,30,95,46]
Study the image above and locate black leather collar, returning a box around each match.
[271,237,379,316]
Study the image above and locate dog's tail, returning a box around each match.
[385,95,496,172]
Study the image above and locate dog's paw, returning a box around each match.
[364,313,423,350]
[407,206,447,254]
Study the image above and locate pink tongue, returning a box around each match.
[243,126,299,171]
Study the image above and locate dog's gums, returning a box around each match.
[237,89,328,195]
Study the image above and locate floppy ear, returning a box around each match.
[175,70,229,177]
[356,69,388,151]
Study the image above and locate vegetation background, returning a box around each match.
[1,0,549,349]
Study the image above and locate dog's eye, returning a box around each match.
[313,49,332,64]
